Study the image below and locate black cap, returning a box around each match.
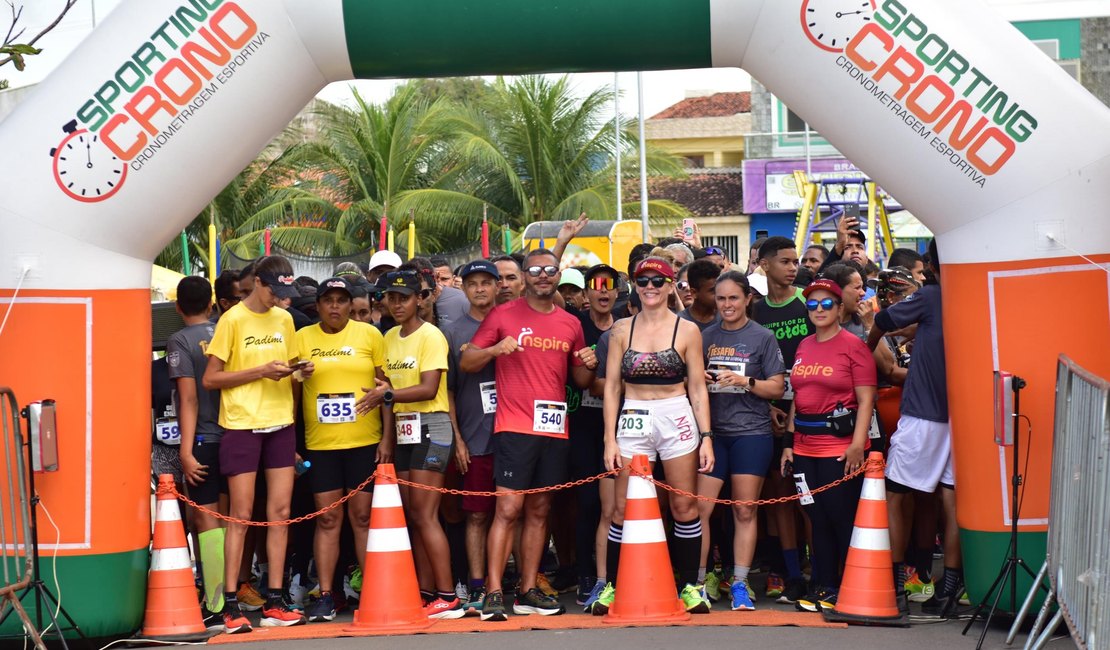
[255,270,300,299]
[316,276,354,300]
[584,263,619,283]
[380,270,421,295]
[459,260,500,280]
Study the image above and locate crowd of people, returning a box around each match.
[151,213,962,634]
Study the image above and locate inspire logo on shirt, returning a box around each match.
[793,359,834,378]
[516,326,570,353]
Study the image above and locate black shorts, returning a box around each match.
[394,412,454,474]
[306,444,378,494]
[493,432,568,491]
[185,438,227,506]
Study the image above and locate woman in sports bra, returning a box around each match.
[596,257,715,615]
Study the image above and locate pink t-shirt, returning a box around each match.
[470,298,586,438]
[791,328,877,458]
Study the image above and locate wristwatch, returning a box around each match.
[383,390,395,406]
[747,376,756,389]
[699,429,713,440]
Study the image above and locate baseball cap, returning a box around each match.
[802,277,843,300]
[558,268,585,289]
[459,260,500,280]
[368,250,404,272]
[316,276,354,300]
[633,258,676,281]
[868,266,920,293]
[380,270,421,295]
[584,264,619,283]
[255,270,300,299]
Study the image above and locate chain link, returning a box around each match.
[166,458,883,526]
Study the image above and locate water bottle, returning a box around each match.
[295,458,311,476]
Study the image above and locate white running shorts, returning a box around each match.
[886,414,954,492]
[616,395,700,462]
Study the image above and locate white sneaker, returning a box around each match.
[455,581,469,602]
[288,573,307,608]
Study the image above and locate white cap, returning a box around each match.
[746,272,768,296]
[368,250,404,272]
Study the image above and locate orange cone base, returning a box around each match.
[603,599,690,624]
[822,608,909,627]
[345,609,434,633]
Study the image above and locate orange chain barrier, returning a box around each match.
[167,457,883,526]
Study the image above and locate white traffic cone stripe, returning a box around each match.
[373,482,402,508]
[860,477,886,501]
[849,526,891,551]
[367,526,412,552]
[621,518,667,544]
[151,546,193,572]
[156,500,182,522]
[626,474,657,500]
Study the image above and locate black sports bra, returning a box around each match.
[621,315,687,385]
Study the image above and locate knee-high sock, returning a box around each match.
[605,523,623,587]
[672,518,702,588]
[199,528,226,612]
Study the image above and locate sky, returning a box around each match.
[6,0,1098,119]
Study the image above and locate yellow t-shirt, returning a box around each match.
[296,321,386,450]
[384,322,449,414]
[206,303,296,430]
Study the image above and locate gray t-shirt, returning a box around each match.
[678,308,720,332]
[436,286,470,331]
[166,322,223,441]
[702,320,786,437]
[444,313,495,456]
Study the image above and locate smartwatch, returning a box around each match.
[383,389,395,406]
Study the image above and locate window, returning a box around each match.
[684,155,705,168]
[786,109,808,135]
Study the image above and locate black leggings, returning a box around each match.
[793,454,862,591]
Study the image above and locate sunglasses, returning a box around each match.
[805,298,839,311]
[525,265,559,277]
[635,275,671,288]
[676,281,690,291]
[589,277,615,291]
[704,246,725,256]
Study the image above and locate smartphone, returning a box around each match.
[290,360,311,370]
[781,459,794,478]
[682,218,696,240]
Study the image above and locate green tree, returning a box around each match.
[1,1,79,88]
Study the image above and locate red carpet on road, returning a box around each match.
[208,610,846,644]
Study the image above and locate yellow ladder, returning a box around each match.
[792,171,895,262]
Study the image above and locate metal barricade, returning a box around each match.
[0,387,38,646]
[1011,356,1109,650]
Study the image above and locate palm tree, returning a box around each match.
[394,75,690,239]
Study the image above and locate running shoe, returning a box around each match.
[581,579,605,612]
[779,577,808,604]
[765,573,785,599]
[904,568,935,603]
[454,581,469,602]
[348,566,363,592]
[288,573,308,611]
[535,573,559,599]
[680,583,711,614]
[818,591,837,611]
[343,573,360,607]
[236,582,264,612]
[796,587,836,613]
[221,601,252,634]
[703,571,723,602]
[200,604,223,631]
[513,587,565,615]
[958,590,971,606]
[425,597,466,620]
[464,587,486,616]
[730,580,755,611]
[480,590,508,622]
[260,597,306,627]
[306,591,336,623]
[576,576,596,606]
[591,582,615,615]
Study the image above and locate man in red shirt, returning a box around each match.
[461,248,599,621]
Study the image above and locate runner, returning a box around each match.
[203,254,309,632]
[293,276,388,622]
[461,249,598,621]
[444,260,501,615]
[367,268,465,619]
[697,271,786,611]
[596,257,715,615]
[166,277,226,630]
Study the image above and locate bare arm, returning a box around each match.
[682,323,715,473]
[392,369,443,404]
[552,212,588,263]
[202,354,292,390]
[459,336,518,373]
[175,377,206,487]
[602,320,628,470]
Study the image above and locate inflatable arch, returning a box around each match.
[1,0,1108,636]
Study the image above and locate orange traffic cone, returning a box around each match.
[141,475,208,641]
[347,463,432,631]
[823,452,909,627]
[604,454,690,624]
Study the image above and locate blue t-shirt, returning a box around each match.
[875,284,947,422]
